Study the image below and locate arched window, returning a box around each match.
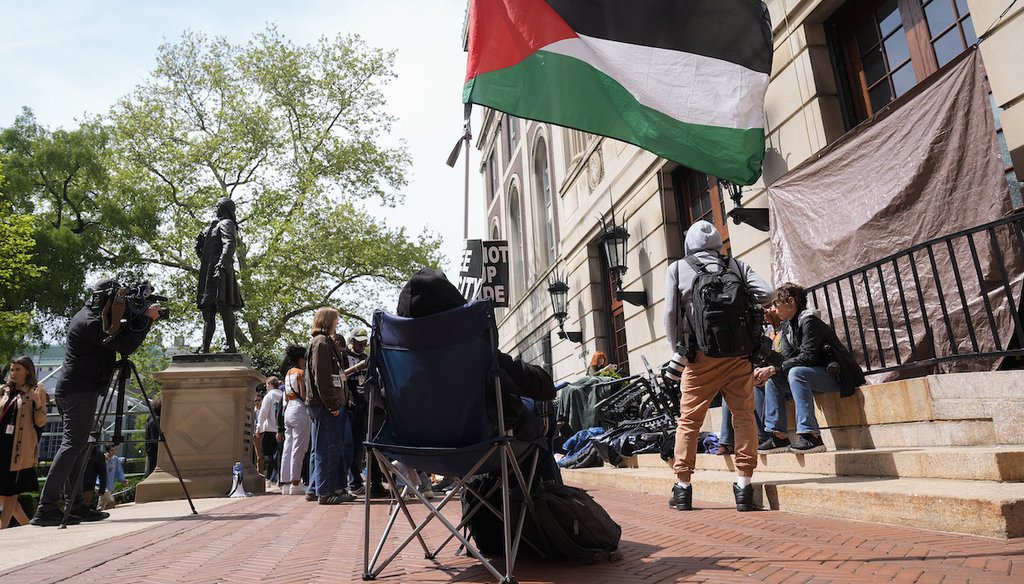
[507,184,527,301]
[533,137,555,269]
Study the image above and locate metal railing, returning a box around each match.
[806,213,1024,376]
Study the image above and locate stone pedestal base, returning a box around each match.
[136,353,266,503]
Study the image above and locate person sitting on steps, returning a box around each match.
[755,282,854,454]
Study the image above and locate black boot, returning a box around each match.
[733,483,755,512]
[669,483,692,511]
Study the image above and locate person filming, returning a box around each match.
[31,278,162,527]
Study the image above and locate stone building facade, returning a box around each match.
[474,0,1024,383]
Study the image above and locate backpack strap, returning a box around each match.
[683,255,705,275]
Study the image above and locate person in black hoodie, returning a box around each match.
[394,268,560,482]
[32,278,161,526]
[396,268,556,402]
[754,282,865,454]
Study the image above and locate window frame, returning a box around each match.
[507,180,528,302]
[832,0,976,123]
[671,166,731,256]
[533,134,556,269]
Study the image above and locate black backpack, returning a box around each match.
[463,478,621,563]
[683,254,760,358]
[530,483,621,563]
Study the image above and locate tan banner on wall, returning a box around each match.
[767,49,1021,380]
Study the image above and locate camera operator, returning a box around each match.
[30,278,162,527]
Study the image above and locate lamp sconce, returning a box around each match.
[598,217,649,307]
[720,179,770,232]
[547,277,583,343]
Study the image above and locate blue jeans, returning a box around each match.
[719,384,767,446]
[309,404,351,497]
[306,420,317,496]
[764,366,841,435]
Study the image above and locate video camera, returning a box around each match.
[95,281,169,348]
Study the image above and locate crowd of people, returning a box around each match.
[251,317,433,504]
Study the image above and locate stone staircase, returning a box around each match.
[561,371,1024,539]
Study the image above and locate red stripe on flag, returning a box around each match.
[466,0,577,82]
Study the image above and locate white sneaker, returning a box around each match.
[280,484,291,495]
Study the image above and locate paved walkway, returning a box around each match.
[1,485,1023,583]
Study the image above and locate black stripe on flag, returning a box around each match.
[545,0,773,75]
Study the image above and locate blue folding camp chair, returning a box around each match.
[361,299,542,583]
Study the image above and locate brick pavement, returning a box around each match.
[1,485,1023,583]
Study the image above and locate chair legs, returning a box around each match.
[361,444,538,583]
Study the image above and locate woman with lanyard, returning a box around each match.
[1,356,49,528]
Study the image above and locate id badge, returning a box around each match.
[4,424,13,435]
[331,374,343,388]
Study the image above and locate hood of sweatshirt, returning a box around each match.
[684,220,724,255]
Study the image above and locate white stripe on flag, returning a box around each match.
[542,35,769,130]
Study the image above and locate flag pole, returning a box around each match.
[446,104,473,240]
[462,104,472,240]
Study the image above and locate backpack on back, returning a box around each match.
[683,254,760,358]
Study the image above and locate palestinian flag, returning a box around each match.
[463,0,773,186]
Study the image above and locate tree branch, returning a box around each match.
[97,245,197,274]
[145,164,197,221]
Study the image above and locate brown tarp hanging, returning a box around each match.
[767,49,1021,380]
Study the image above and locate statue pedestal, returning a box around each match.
[135,353,266,503]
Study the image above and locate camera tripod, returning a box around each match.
[59,356,196,528]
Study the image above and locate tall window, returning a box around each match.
[534,137,555,268]
[672,166,731,255]
[831,0,1018,203]
[487,150,497,204]
[601,249,630,375]
[834,0,975,121]
[508,185,527,301]
[565,128,589,162]
[505,115,516,161]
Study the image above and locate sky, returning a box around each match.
[0,0,484,274]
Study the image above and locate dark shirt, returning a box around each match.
[57,306,152,397]
[342,347,368,399]
[778,312,831,373]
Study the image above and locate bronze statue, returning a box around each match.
[195,197,244,353]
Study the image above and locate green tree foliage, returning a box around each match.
[0,156,47,360]
[0,110,158,344]
[107,26,440,358]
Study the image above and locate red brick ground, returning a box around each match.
[2,485,1023,583]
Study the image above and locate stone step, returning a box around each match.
[630,445,1024,481]
[698,410,996,450]
[563,466,1024,539]
[822,418,996,449]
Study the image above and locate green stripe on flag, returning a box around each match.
[464,50,765,185]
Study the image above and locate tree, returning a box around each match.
[0,110,158,345]
[0,156,47,361]
[108,26,440,359]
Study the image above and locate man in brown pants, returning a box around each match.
[663,220,774,511]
